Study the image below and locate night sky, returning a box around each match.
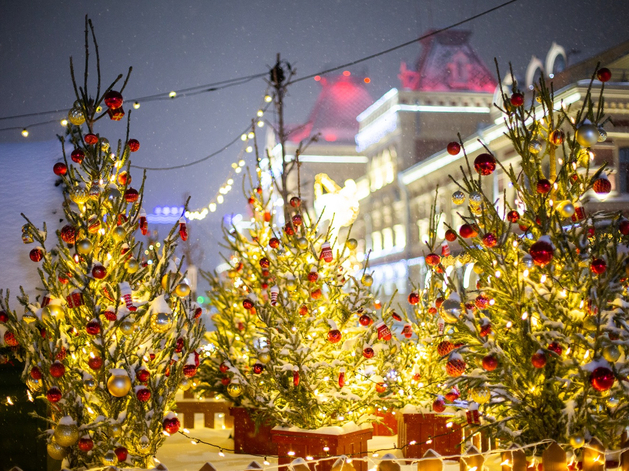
[2,0,628,270]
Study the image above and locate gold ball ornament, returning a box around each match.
[161,274,172,290]
[22,312,37,324]
[125,259,139,273]
[607,396,620,408]
[598,127,607,142]
[603,345,621,362]
[451,190,466,205]
[346,238,358,250]
[556,201,576,218]
[47,439,69,460]
[150,312,173,333]
[76,238,93,254]
[102,451,118,466]
[109,423,123,437]
[67,107,85,126]
[469,386,491,404]
[119,319,136,336]
[470,204,483,216]
[469,192,483,207]
[285,279,297,292]
[27,377,42,392]
[473,264,484,274]
[569,435,585,448]
[112,226,126,242]
[175,283,191,297]
[296,237,309,250]
[43,304,64,320]
[227,381,243,398]
[84,377,98,391]
[53,422,79,447]
[528,140,542,154]
[107,372,131,397]
[258,351,271,364]
[100,138,110,153]
[577,149,592,167]
[362,274,373,287]
[70,185,90,204]
[576,123,599,147]
[180,377,192,391]
[377,455,401,471]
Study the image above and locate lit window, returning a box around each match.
[417,219,429,244]
[382,228,394,251]
[371,231,382,252]
[393,224,406,248]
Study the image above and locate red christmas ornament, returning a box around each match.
[432,398,446,413]
[358,314,372,327]
[307,271,319,283]
[290,196,301,208]
[174,338,185,353]
[620,220,629,235]
[482,354,498,371]
[311,288,323,300]
[53,162,68,176]
[242,298,254,310]
[510,92,525,107]
[320,242,333,263]
[29,247,44,262]
[474,153,497,176]
[284,224,295,236]
[219,362,229,373]
[103,308,117,321]
[376,321,392,341]
[50,361,66,378]
[4,331,18,347]
[269,237,280,248]
[127,139,140,152]
[446,357,466,377]
[30,366,42,380]
[114,446,128,462]
[327,329,342,343]
[183,364,197,378]
[221,376,230,386]
[550,129,565,146]
[536,179,552,194]
[408,292,419,305]
[86,319,101,336]
[445,229,457,242]
[124,188,139,203]
[425,253,440,267]
[437,341,454,357]
[163,416,180,434]
[253,363,264,374]
[104,90,124,109]
[447,141,461,155]
[60,225,77,244]
[391,311,402,322]
[530,239,554,267]
[92,265,107,279]
[292,214,303,226]
[475,294,489,309]
[88,355,103,370]
[299,305,308,316]
[78,437,94,452]
[590,366,615,392]
[362,346,375,359]
[402,323,413,338]
[259,257,270,268]
[56,347,67,361]
[293,367,300,387]
[135,387,151,403]
[548,342,563,356]
[117,171,131,186]
[459,224,477,239]
[590,258,607,275]
[375,383,387,394]
[597,68,612,83]
[481,233,497,248]
[193,307,203,319]
[479,324,492,337]
[46,387,62,403]
[71,148,85,164]
[134,368,150,383]
[445,388,460,402]
[84,133,98,145]
[531,351,547,368]
[593,176,612,195]
[507,210,520,223]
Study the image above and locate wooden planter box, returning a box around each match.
[398,412,462,459]
[271,426,372,471]
[372,409,398,436]
[230,407,278,456]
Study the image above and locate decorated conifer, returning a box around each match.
[0,19,203,469]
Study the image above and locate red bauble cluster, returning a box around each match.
[590,366,615,392]
[482,354,498,371]
[446,141,461,155]
[408,292,419,305]
[327,329,342,343]
[474,153,497,176]
[531,351,547,368]
[127,139,140,152]
[446,358,466,377]
[163,416,181,434]
[590,258,607,275]
[530,239,554,267]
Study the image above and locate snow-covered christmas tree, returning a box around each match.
[0,19,203,469]
[428,66,629,449]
